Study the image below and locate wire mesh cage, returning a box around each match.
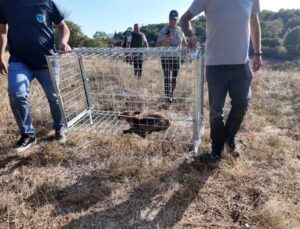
[46,47,205,151]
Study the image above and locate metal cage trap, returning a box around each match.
[46,47,205,152]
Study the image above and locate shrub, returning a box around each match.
[284,27,300,57]
[262,46,288,59]
[262,38,282,48]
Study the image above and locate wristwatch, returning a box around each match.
[254,52,263,56]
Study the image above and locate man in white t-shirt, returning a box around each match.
[157,10,188,102]
[180,0,262,163]
[127,23,148,78]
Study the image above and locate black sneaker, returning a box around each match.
[225,140,240,158]
[54,130,66,144]
[14,134,36,153]
[208,151,222,164]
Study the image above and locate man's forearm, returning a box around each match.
[56,21,71,52]
[0,24,8,61]
[58,26,70,45]
[0,35,7,60]
[179,11,195,38]
[250,15,262,53]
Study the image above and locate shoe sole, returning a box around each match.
[14,140,37,153]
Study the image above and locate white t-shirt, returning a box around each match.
[157,25,187,48]
[189,0,260,65]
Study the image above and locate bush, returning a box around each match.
[262,46,288,59]
[285,16,300,32]
[262,38,282,48]
[83,38,109,48]
[284,27,300,57]
[261,19,284,38]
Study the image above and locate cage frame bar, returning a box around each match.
[192,46,205,153]
[46,55,68,128]
[78,56,94,109]
[78,56,94,125]
[47,47,197,60]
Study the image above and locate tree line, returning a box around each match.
[63,9,300,60]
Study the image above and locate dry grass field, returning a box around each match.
[0,52,299,229]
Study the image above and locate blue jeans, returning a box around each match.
[206,63,253,152]
[8,62,64,135]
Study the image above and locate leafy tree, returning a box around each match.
[286,17,300,31]
[192,15,206,42]
[260,10,277,21]
[276,9,300,24]
[141,23,165,45]
[284,26,300,56]
[65,21,87,47]
[93,31,110,40]
[261,19,284,38]
[54,21,110,48]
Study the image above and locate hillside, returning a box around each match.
[0,52,299,228]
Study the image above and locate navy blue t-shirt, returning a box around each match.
[0,0,64,69]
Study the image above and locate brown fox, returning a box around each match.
[121,110,171,138]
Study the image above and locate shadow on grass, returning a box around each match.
[0,153,50,177]
[0,142,72,177]
[0,155,19,170]
[63,155,217,228]
[0,122,72,177]
[26,171,112,215]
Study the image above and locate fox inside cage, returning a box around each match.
[46,47,205,152]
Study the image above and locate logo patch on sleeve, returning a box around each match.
[36,14,46,23]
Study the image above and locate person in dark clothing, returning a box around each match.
[0,0,71,153]
[122,36,128,48]
[160,56,180,100]
[157,10,187,103]
[127,23,148,79]
[122,36,132,65]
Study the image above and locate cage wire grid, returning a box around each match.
[46,47,205,151]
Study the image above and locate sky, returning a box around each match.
[54,0,300,37]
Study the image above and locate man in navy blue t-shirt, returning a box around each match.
[0,0,71,152]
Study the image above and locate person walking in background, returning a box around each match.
[180,0,263,163]
[122,36,132,65]
[127,23,148,79]
[0,0,71,153]
[157,10,187,103]
[122,36,128,49]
